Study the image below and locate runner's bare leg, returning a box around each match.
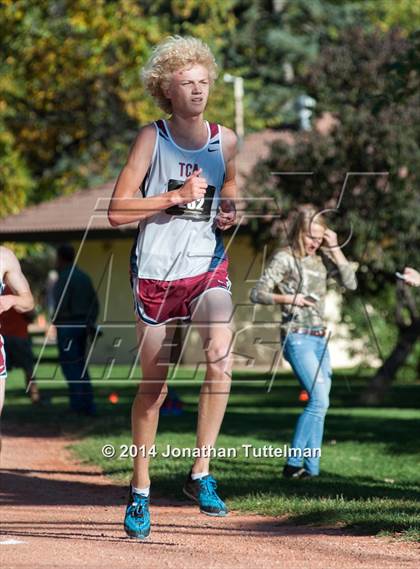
[131,320,176,488]
[190,289,233,474]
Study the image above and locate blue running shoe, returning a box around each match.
[183,472,228,516]
[124,486,151,539]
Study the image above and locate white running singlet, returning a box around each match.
[130,120,227,281]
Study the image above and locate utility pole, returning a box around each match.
[223,73,245,147]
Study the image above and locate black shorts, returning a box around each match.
[3,335,34,374]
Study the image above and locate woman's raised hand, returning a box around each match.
[322,228,339,248]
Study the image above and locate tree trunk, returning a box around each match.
[361,319,419,404]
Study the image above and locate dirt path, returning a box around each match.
[1,428,419,569]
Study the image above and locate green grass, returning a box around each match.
[3,364,420,542]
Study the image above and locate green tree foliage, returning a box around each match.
[1,1,418,219]
[0,0,240,211]
[245,28,419,397]
[0,0,163,205]
[222,0,360,129]
[364,0,420,34]
[0,125,33,217]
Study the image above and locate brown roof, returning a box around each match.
[0,129,290,241]
[0,182,122,239]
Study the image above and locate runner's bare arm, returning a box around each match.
[216,127,238,230]
[0,247,34,314]
[108,125,206,226]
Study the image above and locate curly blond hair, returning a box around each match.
[141,36,218,114]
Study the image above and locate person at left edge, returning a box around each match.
[53,244,99,416]
[0,285,40,403]
[0,246,34,452]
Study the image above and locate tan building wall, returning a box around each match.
[74,238,138,379]
[74,234,359,375]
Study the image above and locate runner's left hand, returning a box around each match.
[215,200,236,230]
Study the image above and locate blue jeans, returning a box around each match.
[283,333,332,475]
[56,326,95,415]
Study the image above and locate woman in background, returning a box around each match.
[250,206,357,478]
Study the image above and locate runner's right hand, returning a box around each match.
[178,169,208,204]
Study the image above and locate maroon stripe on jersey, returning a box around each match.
[0,335,6,377]
[156,119,169,138]
[209,123,219,139]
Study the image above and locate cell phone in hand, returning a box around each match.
[395,272,407,281]
[304,293,320,303]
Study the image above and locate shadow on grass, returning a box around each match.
[3,374,420,538]
[289,506,420,536]
[2,461,419,538]
[150,464,420,502]
[4,381,420,455]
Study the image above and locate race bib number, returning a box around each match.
[165,179,216,221]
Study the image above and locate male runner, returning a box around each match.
[108,36,238,539]
[0,246,34,423]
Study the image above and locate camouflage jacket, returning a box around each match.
[250,247,357,329]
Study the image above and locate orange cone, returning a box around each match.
[108,392,119,404]
[299,390,309,402]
